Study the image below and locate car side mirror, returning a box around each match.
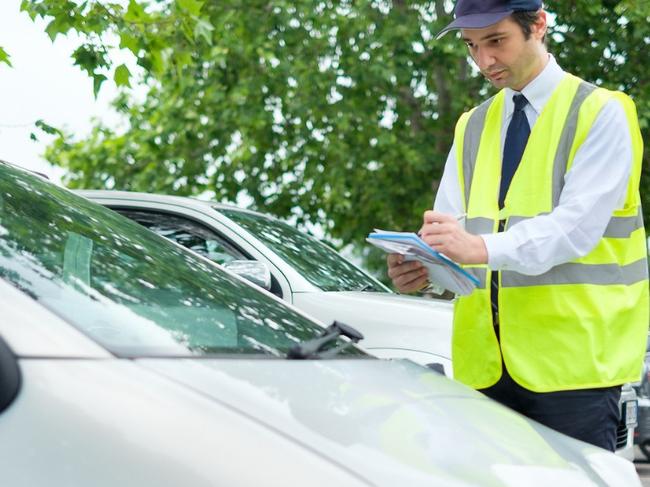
[223,260,272,291]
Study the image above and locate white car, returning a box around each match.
[77,190,455,374]
[78,190,639,460]
[0,161,642,486]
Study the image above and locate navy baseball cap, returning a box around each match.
[436,0,543,39]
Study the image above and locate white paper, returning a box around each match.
[367,229,479,295]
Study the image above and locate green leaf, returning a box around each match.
[0,46,11,67]
[123,0,147,23]
[114,64,131,87]
[193,17,214,45]
[150,49,165,75]
[19,0,37,20]
[93,74,108,98]
[177,0,204,16]
[72,44,108,76]
[34,120,64,137]
[45,18,66,41]
[119,33,139,54]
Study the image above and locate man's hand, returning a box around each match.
[387,253,429,293]
[419,211,488,265]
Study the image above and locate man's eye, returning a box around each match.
[492,38,504,45]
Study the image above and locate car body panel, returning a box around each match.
[5,355,639,487]
[0,359,369,487]
[139,357,640,487]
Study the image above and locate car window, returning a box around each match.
[115,209,245,265]
[113,208,285,299]
[0,163,366,359]
[218,208,390,293]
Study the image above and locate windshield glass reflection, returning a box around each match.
[219,209,389,292]
[0,163,366,358]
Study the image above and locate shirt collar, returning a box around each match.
[504,54,565,117]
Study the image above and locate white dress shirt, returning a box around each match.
[434,55,633,275]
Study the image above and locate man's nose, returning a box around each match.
[476,48,496,71]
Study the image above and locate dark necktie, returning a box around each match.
[492,94,531,332]
[499,94,530,209]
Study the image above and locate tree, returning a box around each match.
[22,0,650,278]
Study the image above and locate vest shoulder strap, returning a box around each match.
[454,94,499,207]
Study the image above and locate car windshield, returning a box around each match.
[0,163,366,359]
[218,208,390,293]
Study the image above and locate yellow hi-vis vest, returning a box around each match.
[452,73,649,392]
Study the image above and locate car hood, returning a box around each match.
[138,358,637,487]
[292,291,453,359]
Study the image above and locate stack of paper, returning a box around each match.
[367,229,479,296]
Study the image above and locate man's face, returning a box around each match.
[461,14,547,91]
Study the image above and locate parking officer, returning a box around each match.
[387,0,648,451]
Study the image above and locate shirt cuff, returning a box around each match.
[480,232,518,270]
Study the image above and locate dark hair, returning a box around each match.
[512,10,546,42]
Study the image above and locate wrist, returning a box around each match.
[471,235,488,265]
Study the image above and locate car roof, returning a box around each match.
[75,189,280,221]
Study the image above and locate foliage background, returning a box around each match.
[18,0,650,280]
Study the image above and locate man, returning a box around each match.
[388,0,648,452]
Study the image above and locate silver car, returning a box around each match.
[0,162,641,485]
[77,190,455,373]
[78,189,639,459]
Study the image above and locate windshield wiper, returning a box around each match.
[287,321,364,359]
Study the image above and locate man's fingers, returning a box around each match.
[420,222,456,238]
[397,272,429,293]
[423,210,455,225]
[395,272,429,293]
[387,260,424,279]
[421,232,452,248]
[387,253,404,267]
[386,252,430,293]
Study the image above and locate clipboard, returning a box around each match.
[367,229,479,295]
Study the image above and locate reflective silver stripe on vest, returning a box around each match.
[501,258,648,287]
[462,97,494,207]
[506,214,548,230]
[551,81,597,207]
[466,217,495,235]
[506,209,644,237]
[604,208,645,238]
[465,267,487,289]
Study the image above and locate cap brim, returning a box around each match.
[435,11,513,40]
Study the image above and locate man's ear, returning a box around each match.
[532,10,548,41]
